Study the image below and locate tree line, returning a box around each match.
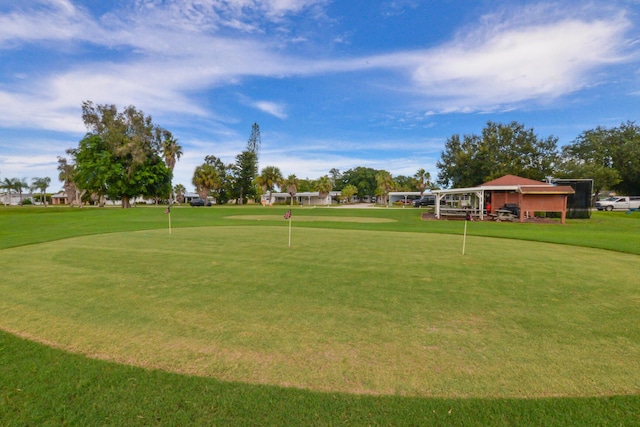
[5,102,637,208]
[0,177,51,206]
[436,120,640,196]
[195,120,639,205]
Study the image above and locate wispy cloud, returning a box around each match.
[125,0,329,33]
[253,101,287,119]
[0,0,105,46]
[385,4,633,111]
[0,1,634,134]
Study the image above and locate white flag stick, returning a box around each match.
[165,205,172,235]
[462,220,467,255]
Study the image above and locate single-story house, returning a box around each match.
[1,192,36,205]
[432,175,576,223]
[50,191,69,205]
[262,191,341,206]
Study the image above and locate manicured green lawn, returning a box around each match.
[1,205,639,425]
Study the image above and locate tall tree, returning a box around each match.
[298,178,313,192]
[393,175,414,192]
[204,155,234,204]
[256,166,283,205]
[559,121,640,195]
[233,150,258,204]
[230,123,262,205]
[192,164,220,201]
[282,174,300,206]
[414,168,431,196]
[437,121,559,188]
[57,155,84,207]
[72,101,173,208]
[314,175,333,205]
[246,122,261,155]
[328,168,341,187]
[160,132,182,203]
[71,134,111,206]
[161,132,183,173]
[340,167,379,198]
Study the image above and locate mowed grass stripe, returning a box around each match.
[224,214,396,223]
[1,226,638,398]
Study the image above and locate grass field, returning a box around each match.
[1,205,639,425]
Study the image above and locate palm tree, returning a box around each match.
[375,170,395,205]
[256,166,283,205]
[314,175,333,205]
[31,177,51,206]
[58,155,84,207]
[192,164,220,201]
[1,177,14,205]
[414,168,431,196]
[161,134,182,202]
[162,134,183,172]
[173,184,186,204]
[14,177,29,205]
[281,174,300,206]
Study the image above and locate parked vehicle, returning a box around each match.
[189,198,212,206]
[412,195,436,207]
[594,196,640,211]
[398,197,417,205]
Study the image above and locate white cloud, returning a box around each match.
[0,151,65,188]
[1,1,632,135]
[0,90,83,132]
[389,5,633,111]
[253,101,287,119]
[0,0,101,46]
[126,0,328,33]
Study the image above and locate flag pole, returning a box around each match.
[288,213,292,247]
[165,204,172,235]
[462,217,468,255]
[284,209,292,247]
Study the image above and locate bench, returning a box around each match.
[439,209,482,220]
[494,209,516,222]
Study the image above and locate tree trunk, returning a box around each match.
[76,189,86,207]
[64,183,77,207]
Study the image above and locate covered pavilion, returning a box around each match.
[432,175,576,223]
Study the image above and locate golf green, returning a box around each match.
[1,225,638,398]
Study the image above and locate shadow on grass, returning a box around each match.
[1,330,637,426]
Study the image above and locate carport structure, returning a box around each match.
[433,175,576,223]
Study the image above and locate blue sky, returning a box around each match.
[1,0,639,192]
